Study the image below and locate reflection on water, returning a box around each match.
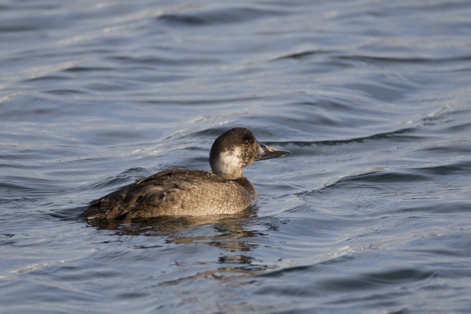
[85,207,254,236]
[85,206,267,280]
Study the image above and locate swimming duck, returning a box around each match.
[80,127,290,220]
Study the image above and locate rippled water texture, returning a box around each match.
[1,0,471,313]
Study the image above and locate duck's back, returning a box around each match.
[81,168,257,220]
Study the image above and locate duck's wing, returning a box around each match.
[135,168,227,185]
[80,168,227,220]
[134,169,179,184]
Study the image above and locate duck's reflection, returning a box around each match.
[86,205,269,280]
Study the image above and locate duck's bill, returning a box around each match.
[257,143,291,161]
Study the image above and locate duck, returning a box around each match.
[80,127,290,220]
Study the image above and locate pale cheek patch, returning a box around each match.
[219,148,244,172]
[211,147,247,179]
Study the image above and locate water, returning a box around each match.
[1,0,471,312]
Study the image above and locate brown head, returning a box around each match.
[209,128,290,180]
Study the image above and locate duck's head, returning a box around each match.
[209,127,291,180]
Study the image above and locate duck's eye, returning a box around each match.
[243,137,251,145]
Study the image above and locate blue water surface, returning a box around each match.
[1,0,471,313]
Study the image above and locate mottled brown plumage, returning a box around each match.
[80,128,290,220]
